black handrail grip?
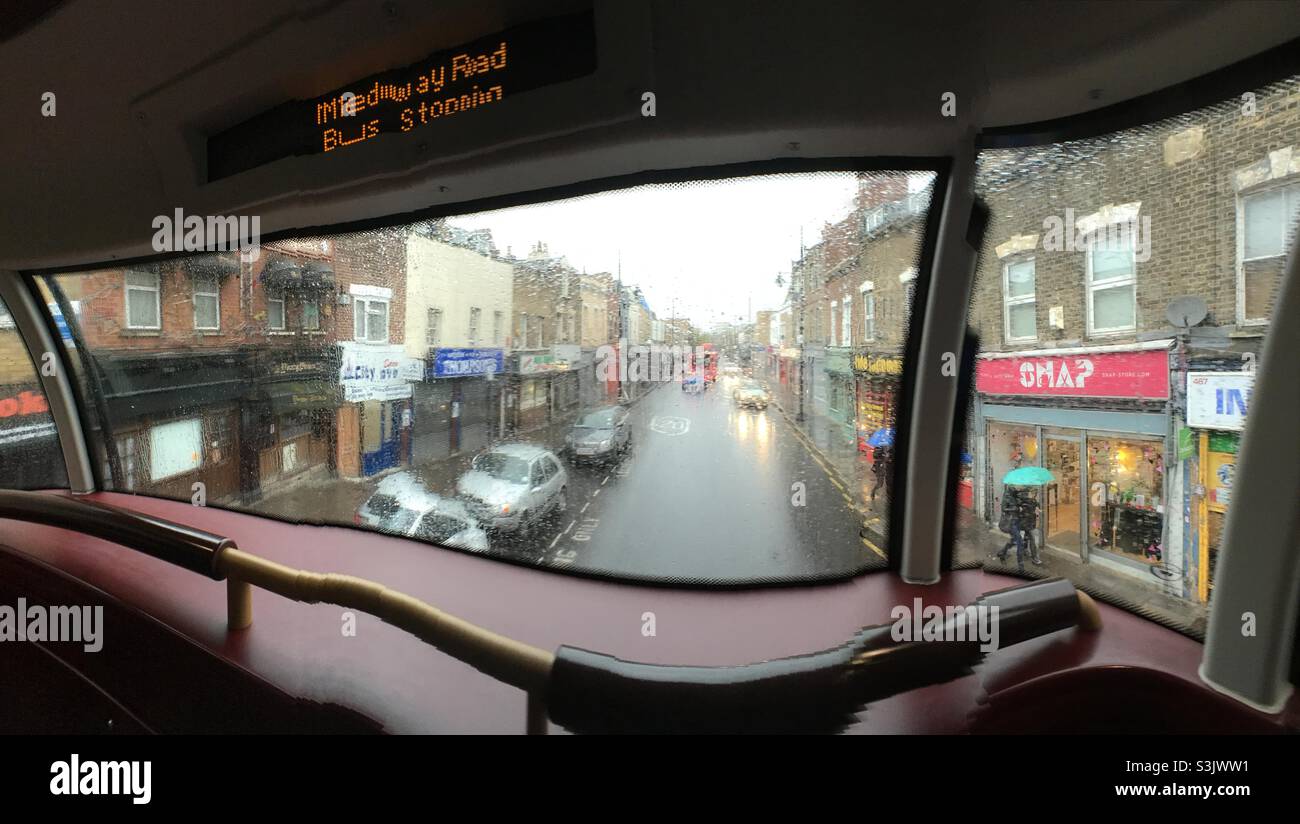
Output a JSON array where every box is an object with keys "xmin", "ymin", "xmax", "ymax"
[
  {"xmin": 0, "ymin": 491, "xmax": 231, "ymax": 580},
  {"xmin": 547, "ymin": 578, "xmax": 1085, "ymax": 733}
]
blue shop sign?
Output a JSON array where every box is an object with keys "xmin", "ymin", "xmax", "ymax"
[{"xmin": 430, "ymin": 348, "xmax": 504, "ymax": 379}]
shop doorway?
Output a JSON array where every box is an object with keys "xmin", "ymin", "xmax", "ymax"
[{"xmin": 1043, "ymin": 434, "xmax": 1082, "ymax": 558}]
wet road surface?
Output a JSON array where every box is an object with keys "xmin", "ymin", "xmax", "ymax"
[{"xmin": 507, "ymin": 379, "xmax": 880, "ymax": 581}]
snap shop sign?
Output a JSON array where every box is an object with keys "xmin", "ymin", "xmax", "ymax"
[
  {"xmin": 1187, "ymin": 372, "xmax": 1253, "ymax": 431},
  {"xmin": 976, "ymin": 350, "xmax": 1168, "ymax": 399}
]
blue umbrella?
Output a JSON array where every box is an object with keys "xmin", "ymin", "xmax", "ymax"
[
  {"xmin": 960, "ymin": 450, "xmax": 973, "ymax": 464},
  {"xmin": 1002, "ymin": 466, "xmax": 1055, "ymax": 486},
  {"xmin": 867, "ymin": 428, "xmax": 894, "ymax": 448}
]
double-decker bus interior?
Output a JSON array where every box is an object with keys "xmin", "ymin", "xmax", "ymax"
[{"xmin": 0, "ymin": 0, "xmax": 1298, "ymax": 747}]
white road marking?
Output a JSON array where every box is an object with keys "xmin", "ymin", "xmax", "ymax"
[
  {"xmin": 602, "ymin": 476, "xmax": 609, "ymax": 485},
  {"xmin": 564, "ymin": 520, "xmax": 575, "ymax": 535},
  {"xmin": 549, "ymin": 534, "xmax": 561, "ymax": 549},
  {"xmin": 581, "ymin": 502, "xmax": 590, "ymax": 513},
  {"xmin": 650, "ymin": 415, "xmax": 691, "ymax": 436},
  {"xmin": 593, "ymin": 488, "xmax": 601, "ymax": 497}
]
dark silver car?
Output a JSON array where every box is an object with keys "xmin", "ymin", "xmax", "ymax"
[{"xmin": 564, "ymin": 406, "xmax": 631, "ymax": 463}]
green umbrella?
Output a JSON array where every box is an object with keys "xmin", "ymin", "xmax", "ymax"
[{"xmin": 1002, "ymin": 466, "xmax": 1055, "ymax": 486}]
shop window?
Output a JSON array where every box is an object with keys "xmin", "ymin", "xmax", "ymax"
[
  {"xmin": 1086, "ymin": 235, "xmax": 1137, "ymax": 335},
  {"xmin": 1238, "ymin": 181, "xmax": 1300, "ymax": 324},
  {"xmin": 1086, "ymin": 436, "xmax": 1165, "ymax": 564},
  {"xmin": 125, "ymin": 270, "xmax": 161, "ymax": 329},
  {"xmin": 150, "ymin": 418, "xmax": 202, "ymax": 481},
  {"xmin": 192, "ymin": 273, "xmax": 220, "ymax": 330},
  {"xmin": 987, "ymin": 422, "xmax": 1040, "ymax": 519},
  {"xmin": 1002, "ymin": 257, "xmax": 1036, "ymax": 342},
  {"xmin": 279, "ymin": 411, "xmax": 312, "ymax": 442}
]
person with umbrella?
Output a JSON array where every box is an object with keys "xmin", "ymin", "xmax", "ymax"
[
  {"xmin": 996, "ymin": 466, "xmax": 1053, "ymax": 571},
  {"xmin": 868, "ymin": 428, "xmax": 894, "ymax": 502}
]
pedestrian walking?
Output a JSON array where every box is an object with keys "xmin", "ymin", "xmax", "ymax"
[
  {"xmin": 1018, "ymin": 490, "xmax": 1043, "ymax": 566},
  {"xmin": 996, "ymin": 487, "xmax": 1027, "ymax": 572},
  {"xmin": 870, "ymin": 446, "xmax": 891, "ymax": 502}
]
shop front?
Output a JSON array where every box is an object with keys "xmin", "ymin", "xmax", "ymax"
[
  {"xmin": 338, "ymin": 342, "xmax": 420, "ymax": 477},
  {"xmin": 852, "ymin": 352, "xmax": 901, "ymax": 464},
  {"xmin": 250, "ymin": 350, "xmax": 338, "ymax": 494},
  {"xmin": 975, "ymin": 344, "xmax": 1173, "ymax": 581},
  {"xmin": 416, "ymin": 347, "xmax": 504, "ymax": 463},
  {"xmin": 823, "ymin": 348, "xmax": 855, "ymax": 439},
  {"xmin": 1185, "ymin": 369, "xmax": 1253, "ymax": 602},
  {"xmin": 508, "ymin": 351, "xmax": 573, "ymax": 432}
]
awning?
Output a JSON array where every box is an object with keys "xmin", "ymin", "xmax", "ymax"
[
  {"xmin": 264, "ymin": 380, "xmax": 337, "ymax": 414},
  {"xmin": 260, "ymin": 255, "xmax": 335, "ymax": 290}
]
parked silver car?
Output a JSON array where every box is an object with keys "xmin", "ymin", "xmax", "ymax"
[
  {"xmin": 356, "ymin": 471, "xmax": 490, "ymax": 552},
  {"xmin": 565, "ymin": 406, "xmax": 631, "ymax": 463},
  {"xmin": 456, "ymin": 443, "xmax": 569, "ymax": 537}
]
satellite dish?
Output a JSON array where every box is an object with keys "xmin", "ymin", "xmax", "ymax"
[{"xmin": 1165, "ymin": 296, "xmax": 1208, "ymax": 329}]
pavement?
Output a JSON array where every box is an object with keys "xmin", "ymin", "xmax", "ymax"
[{"xmin": 772, "ymin": 394, "xmax": 1207, "ymax": 634}]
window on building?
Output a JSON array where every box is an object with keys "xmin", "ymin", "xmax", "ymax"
[
  {"xmin": 861, "ymin": 284, "xmax": 875, "ymax": 340},
  {"xmin": 426, "ymin": 308, "xmax": 442, "ymax": 346},
  {"xmin": 125, "ymin": 270, "xmax": 161, "ymax": 329},
  {"xmin": 494, "ymin": 310, "xmax": 503, "ymax": 345},
  {"xmin": 518, "ymin": 313, "xmax": 528, "ymax": 348},
  {"xmin": 1086, "ymin": 233, "xmax": 1137, "ymax": 334},
  {"xmin": 1239, "ymin": 181, "xmax": 1300, "ymax": 324},
  {"xmin": 267, "ymin": 292, "xmax": 286, "ymax": 330},
  {"xmin": 193, "ymin": 274, "xmax": 220, "ymax": 330},
  {"xmin": 302, "ymin": 300, "xmax": 320, "ymax": 330},
  {"xmin": 1003, "ymin": 257, "xmax": 1037, "ymax": 341},
  {"xmin": 842, "ymin": 294, "xmax": 853, "ymax": 345},
  {"xmin": 468, "ymin": 307, "xmax": 481, "ymax": 345},
  {"xmin": 354, "ymin": 297, "xmax": 389, "ymax": 343}
]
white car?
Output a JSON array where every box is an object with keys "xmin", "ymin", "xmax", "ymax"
[
  {"xmin": 356, "ymin": 472, "xmax": 490, "ymax": 552},
  {"xmin": 456, "ymin": 443, "xmax": 569, "ymax": 538}
]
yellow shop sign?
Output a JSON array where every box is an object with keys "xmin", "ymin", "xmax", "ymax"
[{"xmin": 853, "ymin": 354, "xmax": 903, "ymax": 375}]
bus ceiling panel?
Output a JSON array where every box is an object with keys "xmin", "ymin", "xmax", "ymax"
[{"xmin": 4, "ymin": 1, "xmax": 1300, "ymax": 268}]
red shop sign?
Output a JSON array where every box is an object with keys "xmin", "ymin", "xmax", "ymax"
[
  {"xmin": 0, "ymin": 389, "xmax": 50, "ymax": 418},
  {"xmin": 976, "ymin": 350, "xmax": 1168, "ymax": 399}
]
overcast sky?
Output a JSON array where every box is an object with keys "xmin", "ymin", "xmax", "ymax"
[{"xmin": 449, "ymin": 172, "xmax": 932, "ymax": 328}]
